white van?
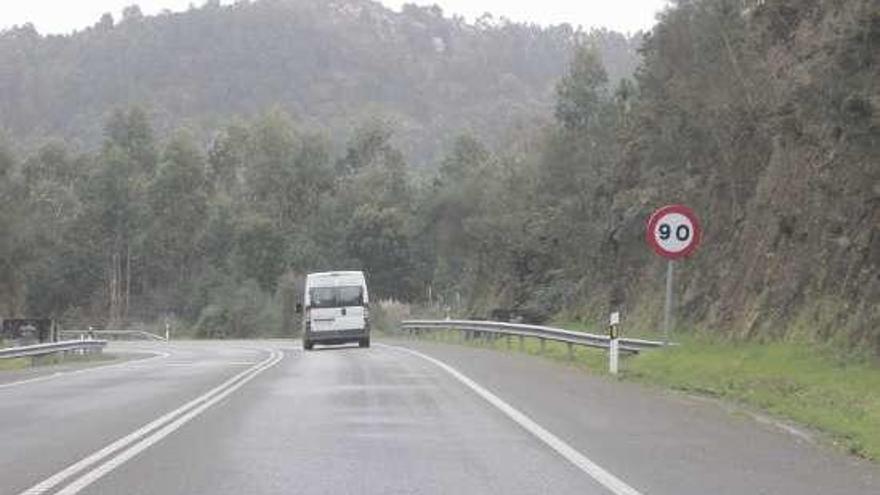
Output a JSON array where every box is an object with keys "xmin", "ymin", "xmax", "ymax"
[{"xmin": 300, "ymin": 271, "xmax": 370, "ymax": 350}]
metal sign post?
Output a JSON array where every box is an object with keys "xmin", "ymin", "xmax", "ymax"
[
  {"xmin": 664, "ymin": 260, "xmax": 674, "ymax": 345},
  {"xmin": 647, "ymin": 205, "xmax": 701, "ymax": 345}
]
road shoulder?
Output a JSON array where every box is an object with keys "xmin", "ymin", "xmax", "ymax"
[{"xmin": 385, "ymin": 338, "xmax": 880, "ymax": 495}]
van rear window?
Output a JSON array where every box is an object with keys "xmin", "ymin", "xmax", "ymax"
[{"xmin": 309, "ymin": 286, "xmax": 363, "ymax": 308}]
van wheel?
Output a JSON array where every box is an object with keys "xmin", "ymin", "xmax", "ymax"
[
  {"xmin": 303, "ymin": 340, "xmax": 314, "ymax": 351},
  {"xmin": 359, "ymin": 338, "xmax": 370, "ymax": 348}
]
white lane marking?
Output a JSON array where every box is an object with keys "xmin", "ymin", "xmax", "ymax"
[
  {"xmin": 382, "ymin": 344, "xmax": 644, "ymax": 495},
  {"xmin": 0, "ymin": 351, "xmax": 171, "ymax": 391},
  {"xmin": 18, "ymin": 348, "xmax": 284, "ymax": 495},
  {"xmin": 161, "ymin": 361, "xmax": 258, "ymax": 367},
  {"xmin": 53, "ymin": 349, "xmax": 284, "ymax": 495}
]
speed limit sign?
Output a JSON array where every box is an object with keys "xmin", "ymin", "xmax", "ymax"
[{"xmin": 646, "ymin": 204, "xmax": 702, "ymax": 259}]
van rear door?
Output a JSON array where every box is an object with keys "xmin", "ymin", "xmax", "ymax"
[{"xmin": 308, "ymin": 285, "xmax": 365, "ymax": 331}]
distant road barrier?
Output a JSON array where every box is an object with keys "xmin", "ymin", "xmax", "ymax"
[
  {"xmin": 59, "ymin": 330, "xmax": 167, "ymax": 341},
  {"xmin": 0, "ymin": 339, "xmax": 107, "ymax": 360},
  {"xmin": 399, "ymin": 320, "xmax": 668, "ymax": 357}
]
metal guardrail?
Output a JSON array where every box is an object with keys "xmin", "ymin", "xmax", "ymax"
[
  {"xmin": 59, "ymin": 330, "xmax": 167, "ymax": 341},
  {"xmin": 400, "ymin": 320, "xmax": 668, "ymax": 354},
  {"xmin": 0, "ymin": 339, "xmax": 108, "ymax": 359}
]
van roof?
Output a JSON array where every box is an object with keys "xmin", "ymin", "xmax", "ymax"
[
  {"xmin": 305, "ymin": 271, "xmax": 366, "ymax": 288},
  {"xmin": 306, "ymin": 271, "xmax": 365, "ymax": 279}
]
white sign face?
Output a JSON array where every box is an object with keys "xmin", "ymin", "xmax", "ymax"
[
  {"xmin": 646, "ymin": 204, "xmax": 702, "ymax": 260},
  {"xmin": 609, "ymin": 312, "xmax": 620, "ymax": 326},
  {"xmin": 652, "ymin": 212, "xmax": 695, "ymax": 254}
]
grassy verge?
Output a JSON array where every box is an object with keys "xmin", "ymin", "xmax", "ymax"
[
  {"xmin": 0, "ymin": 357, "xmax": 31, "ymax": 371},
  {"xmin": 625, "ymin": 335, "xmax": 880, "ymax": 460},
  {"xmin": 399, "ymin": 326, "xmax": 880, "ymax": 461},
  {"xmin": 0, "ymin": 351, "xmax": 117, "ymax": 372}
]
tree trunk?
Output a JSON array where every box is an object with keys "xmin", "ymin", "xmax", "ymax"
[
  {"xmin": 108, "ymin": 250, "xmax": 118, "ymax": 326},
  {"xmin": 123, "ymin": 242, "xmax": 131, "ymax": 322}
]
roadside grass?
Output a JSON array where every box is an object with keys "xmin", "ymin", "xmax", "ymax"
[
  {"xmin": 0, "ymin": 352, "xmax": 117, "ymax": 372},
  {"xmin": 0, "ymin": 357, "xmax": 30, "ymax": 371},
  {"xmin": 399, "ymin": 325, "xmax": 880, "ymax": 461},
  {"xmin": 625, "ymin": 335, "xmax": 880, "ymax": 460}
]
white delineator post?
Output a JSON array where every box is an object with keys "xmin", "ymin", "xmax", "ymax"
[{"xmin": 609, "ymin": 312, "xmax": 620, "ymax": 375}]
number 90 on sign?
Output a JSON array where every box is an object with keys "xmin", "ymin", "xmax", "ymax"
[{"xmin": 646, "ymin": 204, "xmax": 701, "ymax": 260}]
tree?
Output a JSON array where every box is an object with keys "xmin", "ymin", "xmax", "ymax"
[
  {"xmin": 122, "ymin": 5, "xmax": 144, "ymax": 23},
  {"xmin": 555, "ymin": 45, "xmax": 609, "ymax": 130},
  {"xmin": 143, "ymin": 132, "xmax": 209, "ymax": 313},
  {"xmin": 208, "ymin": 124, "xmax": 249, "ymax": 194},
  {"xmin": 234, "ymin": 218, "xmax": 286, "ymax": 293},
  {"xmin": 19, "ymin": 144, "xmax": 95, "ymax": 317},
  {"xmin": 81, "ymin": 108, "xmax": 158, "ymax": 325},
  {"xmin": 437, "ymin": 135, "xmax": 489, "ymax": 183},
  {"xmin": 345, "ymin": 204, "xmax": 418, "ymax": 300},
  {"xmin": 95, "ymin": 13, "xmax": 114, "ymax": 31},
  {"xmin": 0, "ymin": 142, "xmax": 23, "ymax": 315}
]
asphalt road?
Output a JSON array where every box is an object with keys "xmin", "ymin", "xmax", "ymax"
[{"xmin": 1, "ymin": 339, "xmax": 878, "ymax": 494}]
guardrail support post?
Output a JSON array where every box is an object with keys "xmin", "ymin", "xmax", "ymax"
[
  {"xmin": 567, "ymin": 342, "xmax": 574, "ymax": 361},
  {"xmin": 506, "ymin": 335, "xmax": 511, "ymax": 349},
  {"xmin": 518, "ymin": 335, "xmax": 525, "ymax": 352},
  {"xmin": 540, "ymin": 338, "xmax": 546, "ymax": 354}
]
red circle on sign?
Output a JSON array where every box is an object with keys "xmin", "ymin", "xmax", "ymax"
[{"xmin": 646, "ymin": 204, "xmax": 702, "ymax": 260}]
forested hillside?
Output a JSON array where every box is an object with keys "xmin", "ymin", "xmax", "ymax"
[
  {"xmin": 0, "ymin": 0, "xmax": 877, "ymax": 352},
  {"xmin": 441, "ymin": 0, "xmax": 879, "ymax": 348},
  {"xmin": 0, "ymin": 0, "xmax": 639, "ymax": 163}
]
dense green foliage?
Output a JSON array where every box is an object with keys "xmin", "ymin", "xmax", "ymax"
[
  {"xmin": 0, "ymin": 0, "xmax": 877, "ymax": 348},
  {"xmin": 0, "ymin": 108, "xmax": 430, "ymax": 335},
  {"xmin": 0, "ymin": 0, "xmax": 639, "ymax": 164}
]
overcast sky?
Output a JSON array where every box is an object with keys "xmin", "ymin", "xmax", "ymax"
[{"xmin": 1, "ymin": 0, "xmax": 671, "ymax": 35}]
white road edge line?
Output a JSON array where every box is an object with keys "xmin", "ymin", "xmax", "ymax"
[
  {"xmin": 381, "ymin": 344, "xmax": 644, "ymax": 495},
  {"xmin": 18, "ymin": 348, "xmax": 284, "ymax": 495},
  {"xmin": 0, "ymin": 351, "xmax": 171, "ymax": 391}
]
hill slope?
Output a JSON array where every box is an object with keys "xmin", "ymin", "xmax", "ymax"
[{"xmin": 0, "ymin": 0, "xmax": 640, "ymax": 163}]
